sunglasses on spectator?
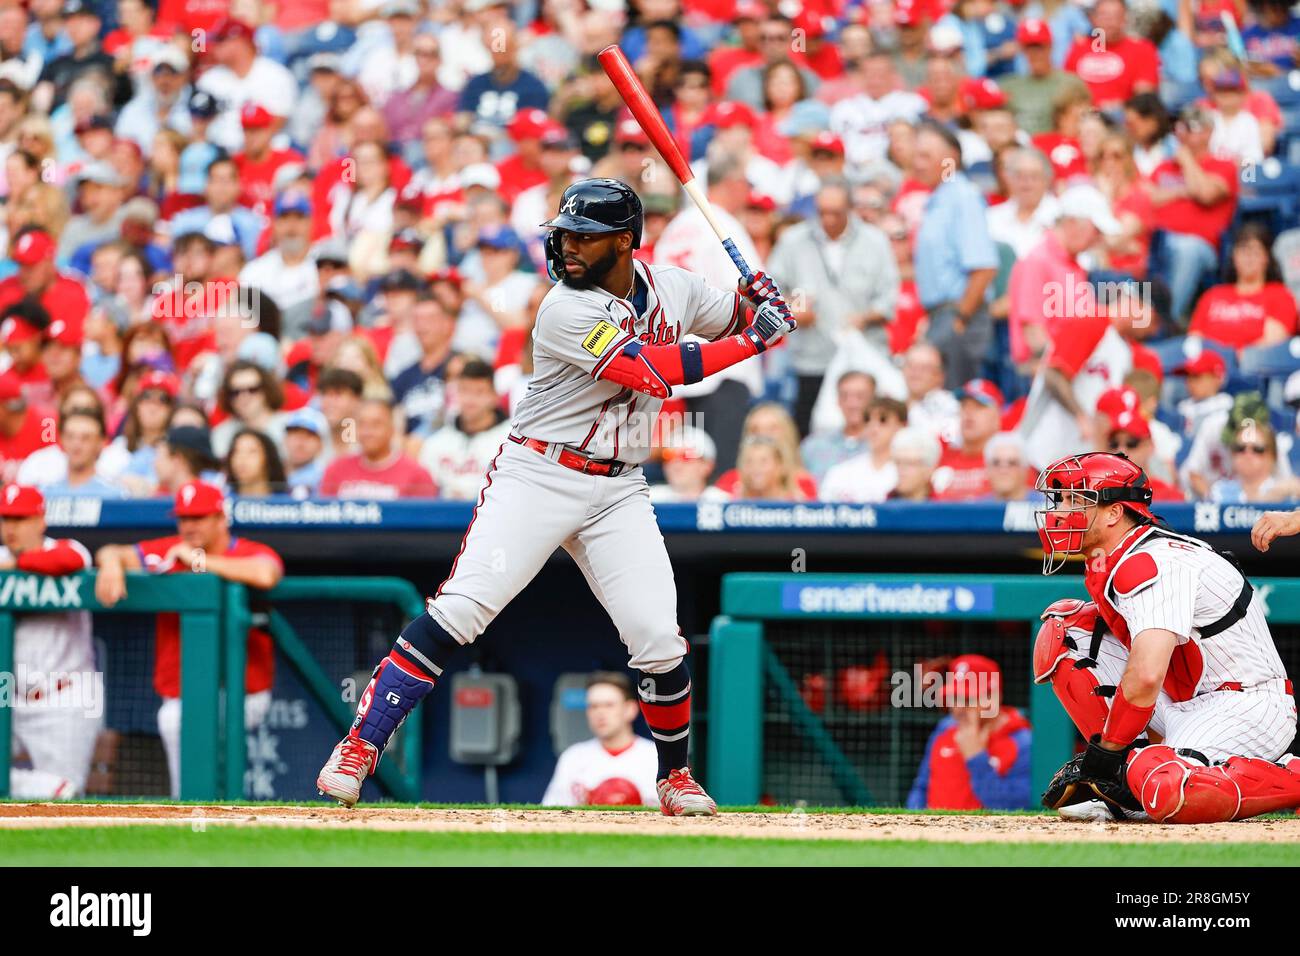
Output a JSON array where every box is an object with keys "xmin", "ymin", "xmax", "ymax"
[
  {"xmin": 989, "ymin": 458, "xmax": 1023, "ymax": 468},
  {"xmin": 1109, "ymin": 437, "xmax": 1142, "ymax": 451},
  {"xmin": 1233, "ymin": 443, "xmax": 1270, "ymax": 454},
  {"xmin": 229, "ymin": 384, "xmax": 263, "ymax": 397},
  {"xmin": 139, "ymin": 389, "xmax": 173, "ymax": 403}
]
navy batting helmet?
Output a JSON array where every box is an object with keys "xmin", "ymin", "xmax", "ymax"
[{"xmin": 540, "ymin": 178, "xmax": 643, "ymax": 280}]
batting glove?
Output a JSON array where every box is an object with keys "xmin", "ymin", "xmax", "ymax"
[
  {"xmin": 742, "ymin": 298, "xmax": 797, "ymax": 353},
  {"xmin": 738, "ymin": 271, "xmax": 784, "ymax": 307}
]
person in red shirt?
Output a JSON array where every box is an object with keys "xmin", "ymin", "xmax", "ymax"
[
  {"xmin": 495, "ymin": 108, "xmax": 552, "ymax": 208},
  {"xmin": 932, "ymin": 379, "xmax": 1003, "ymax": 500},
  {"xmin": 93, "ymin": 480, "xmax": 285, "ymax": 798},
  {"xmin": 0, "ymin": 228, "xmax": 91, "ymax": 332},
  {"xmin": 318, "ymin": 398, "xmax": 438, "ymax": 499},
  {"xmin": 907, "ymin": 655, "xmax": 1033, "ymax": 810},
  {"xmin": 1063, "ymin": 0, "xmax": 1160, "ymax": 109},
  {"xmin": 1189, "ymin": 222, "xmax": 1297, "ymax": 350},
  {"xmin": 40, "ymin": 317, "xmax": 86, "ymax": 409},
  {"xmin": 0, "ymin": 371, "xmax": 56, "ymax": 483},
  {"xmin": 1145, "ymin": 104, "xmax": 1239, "ymax": 322},
  {"xmin": 234, "ymin": 103, "xmax": 305, "ymax": 220},
  {"xmin": 0, "ymin": 299, "xmax": 51, "ymax": 400},
  {"xmin": 1031, "ymin": 85, "xmax": 1094, "ymax": 183},
  {"xmin": 707, "ymin": 0, "xmax": 766, "ymax": 97}
]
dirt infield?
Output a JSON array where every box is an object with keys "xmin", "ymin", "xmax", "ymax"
[{"xmin": 2, "ymin": 802, "xmax": 1299, "ymax": 843}]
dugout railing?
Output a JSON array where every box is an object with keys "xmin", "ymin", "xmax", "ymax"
[
  {"xmin": 0, "ymin": 571, "xmax": 425, "ymax": 802},
  {"xmin": 705, "ymin": 573, "xmax": 1300, "ymax": 807}
]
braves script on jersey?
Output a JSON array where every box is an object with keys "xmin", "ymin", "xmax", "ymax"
[{"xmin": 512, "ymin": 259, "xmax": 743, "ymax": 463}]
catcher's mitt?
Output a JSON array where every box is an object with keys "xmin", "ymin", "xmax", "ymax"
[{"xmin": 1042, "ymin": 738, "xmax": 1144, "ymax": 820}]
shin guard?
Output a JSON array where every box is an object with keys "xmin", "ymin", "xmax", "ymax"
[{"xmin": 1127, "ymin": 745, "xmax": 1300, "ymax": 823}]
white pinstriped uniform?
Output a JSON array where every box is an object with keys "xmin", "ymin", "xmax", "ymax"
[{"xmin": 1091, "ymin": 531, "xmax": 1298, "ymax": 762}]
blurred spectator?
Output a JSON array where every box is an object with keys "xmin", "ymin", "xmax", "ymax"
[
  {"xmin": 1242, "ymin": 0, "xmax": 1300, "ymax": 70},
  {"xmin": 18, "ymin": 383, "xmax": 127, "ymax": 486},
  {"xmin": 1007, "ymin": 183, "xmax": 1120, "ymax": 370},
  {"xmin": 39, "ymin": 407, "xmax": 124, "ymax": 498},
  {"xmin": 0, "ymin": 371, "xmax": 55, "ymax": 482},
  {"xmin": 1146, "ymin": 104, "xmax": 1240, "ymax": 324},
  {"xmin": 1123, "ymin": 92, "xmax": 1174, "ymax": 176},
  {"xmin": 1182, "ymin": 391, "xmax": 1293, "ymax": 498},
  {"xmin": 418, "ymin": 358, "xmax": 509, "ymax": 499},
  {"xmin": 211, "ymin": 361, "xmax": 288, "ymax": 459},
  {"xmin": 196, "ymin": 18, "xmax": 297, "ymax": 152},
  {"xmin": 889, "ymin": 426, "xmax": 942, "ymax": 502},
  {"xmin": 282, "ymin": 407, "xmax": 330, "ymax": 498},
  {"xmin": 767, "ymin": 178, "xmax": 898, "ymax": 433},
  {"xmin": 335, "ymin": 335, "xmax": 395, "ymax": 402},
  {"xmin": 713, "ymin": 402, "xmax": 818, "ymax": 499},
  {"xmin": 232, "ymin": 103, "xmax": 303, "ymax": 220},
  {"xmin": 154, "ymin": 423, "xmax": 221, "ymax": 494},
  {"xmin": 729, "ymin": 434, "xmax": 807, "ymax": 501},
  {"xmin": 317, "ymin": 366, "xmax": 365, "ymax": 459},
  {"xmin": 800, "ymin": 370, "xmax": 877, "ymax": 482},
  {"xmin": 0, "ymin": 227, "xmax": 89, "ymax": 338},
  {"xmin": 33, "ymin": 0, "xmax": 123, "ymax": 114},
  {"xmin": 725, "ymin": 13, "xmax": 822, "ymax": 110},
  {"xmin": 319, "ymin": 398, "xmax": 437, "ymax": 499},
  {"xmin": 1, "ymin": 298, "xmax": 51, "ymax": 397},
  {"xmin": 1106, "ymin": 406, "xmax": 1184, "ymax": 501},
  {"xmin": 115, "ymin": 46, "xmax": 191, "ymax": 151},
  {"xmin": 41, "ymin": 314, "xmax": 84, "ymax": 407},
  {"xmin": 985, "ymin": 147, "xmax": 1058, "ymax": 259},
  {"xmin": 1175, "ymin": 350, "xmax": 1232, "ymax": 442},
  {"xmin": 109, "ymin": 369, "xmax": 177, "ymax": 497},
  {"xmin": 225, "ymin": 428, "xmax": 288, "ymax": 497},
  {"xmin": 1091, "ymin": 131, "xmax": 1153, "ymax": 278},
  {"xmin": 457, "ymin": 18, "xmax": 548, "ymax": 130},
  {"xmin": 1207, "ymin": 68, "xmax": 1263, "ymax": 164},
  {"xmin": 983, "ymin": 431, "xmax": 1034, "ymax": 501},
  {"xmin": 1063, "ymin": 0, "xmax": 1159, "ymax": 110},
  {"xmin": 828, "ymin": 52, "xmax": 927, "ymax": 170},
  {"xmin": 95, "ymin": 480, "xmax": 283, "ymax": 798},
  {"xmin": 907, "ymin": 654, "xmax": 1033, "ymax": 810},
  {"xmin": 541, "ymin": 671, "xmax": 658, "ymax": 807},
  {"xmin": 1189, "ymin": 222, "xmax": 1297, "ymax": 351},
  {"xmin": 240, "ymin": 190, "xmax": 319, "ymax": 339},
  {"xmin": 933, "ymin": 379, "xmax": 1003, "ymax": 501},
  {"xmin": 890, "ymin": 6, "xmax": 931, "ymax": 89},
  {"xmin": 457, "ymin": 226, "xmax": 535, "ymax": 362},
  {"xmin": 1002, "ymin": 19, "xmax": 1089, "ymax": 135},
  {"xmin": 381, "ymin": 32, "xmax": 455, "ymax": 156},
  {"xmin": 901, "ymin": 342, "xmax": 959, "ymax": 444},
  {"xmin": 1211, "ymin": 420, "xmax": 1300, "ymax": 503},
  {"xmin": 0, "ymin": 483, "xmax": 98, "ymax": 799},
  {"xmin": 911, "ymin": 121, "xmax": 998, "ymax": 388},
  {"xmin": 649, "ymin": 426, "xmax": 724, "ymax": 504},
  {"xmin": 171, "ymin": 158, "xmax": 262, "ymax": 261},
  {"xmin": 1121, "ymin": 368, "xmax": 1181, "ymax": 483},
  {"xmin": 819, "ymin": 396, "xmax": 908, "ymax": 503},
  {"xmin": 358, "ymin": 0, "xmax": 421, "ymax": 106},
  {"xmin": 391, "ymin": 294, "xmax": 458, "ymax": 437}
]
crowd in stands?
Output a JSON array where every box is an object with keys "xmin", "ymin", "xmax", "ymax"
[{"xmin": 2, "ymin": 0, "xmax": 1300, "ymax": 507}]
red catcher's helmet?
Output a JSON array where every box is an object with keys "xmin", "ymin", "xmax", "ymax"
[
  {"xmin": 1035, "ymin": 452, "xmax": 1155, "ymax": 574},
  {"xmin": 586, "ymin": 777, "xmax": 644, "ymax": 806}
]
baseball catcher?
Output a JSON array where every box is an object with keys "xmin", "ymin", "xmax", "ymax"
[{"xmin": 1034, "ymin": 451, "xmax": 1300, "ymax": 823}]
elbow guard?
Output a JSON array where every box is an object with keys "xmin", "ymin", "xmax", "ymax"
[{"xmin": 600, "ymin": 342, "xmax": 674, "ymax": 398}]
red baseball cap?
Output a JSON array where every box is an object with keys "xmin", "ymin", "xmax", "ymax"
[
  {"xmin": 506, "ymin": 107, "xmax": 551, "ymax": 141},
  {"xmin": 1176, "ymin": 351, "xmax": 1227, "ymax": 377},
  {"xmin": 212, "ymin": 17, "xmax": 257, "ymax": 44},
  {"xmin": 613, "ymin": 116, "xmax": 649, "ymax": 145},
  {"xmin": 1016, "ymin": 17, "xmax": 1052, "ymax": 45},
  {"xmin": 893, "ymin": 3, "xmax": 922, "ymax": 26},
  {"xmin": 963, "ymin": 78, "xmax": 1007, "ymax": 112},
  {"xmin": 701, "ymin": 101, "xmax": 757, "ymax": 130},
  {"xmin": 1094, "ymin": 385, "xmax": 1140, "ymax": 419},
  {"xmin": 12, "ymin": 229, "xmax": 55, "ymax": 266},
  {"xmin": 0, "ymin": 484, "xmax": 44, "ymax": 518},
  {"xmin": 240, "ymin": 102, "xmax": 275, "ymax": 129},
  {"xmin": 809, "ymin": 131, "xmax": 845, "ymax": 156},
  {"xmin": 736, "ymin": 0, "xmax": 766, "ymax": 19},
  {"xmin": 427, "ymin": 266, "xmax": 463, "ymax": 288},
  {"xmin": 44, "ymin": 317, "xmax": 83, "ymax": 349},
  {"xmin": 745, "ymin": 190, "xmax": 776, "ymax": 211},
  {"xmin": 794, "ymin": 9, "xmax": 829, "ymax": 39},
  {"xmin": 0, "ymin": 315, "xmax": 41, "ymax": 346},
  {"xmin": 1108, "ymin": 408, "xmax": 1151, "ymax": 441},
  {"xmin": 138, "ymin": 369, "xmax": 181, "ymax": 398},
  {"xmin": 173, "ymin": 480, "xmax": 225, "ymax": 518},
  {"xmin": 943, "ymin": 654, "xmax": 1002, "ymax": 707},
  {"xmin": 958, "ymin": 377, "xmax": 1005, "ymax": 409}
]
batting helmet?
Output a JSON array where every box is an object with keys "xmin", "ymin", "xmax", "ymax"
[
  {"xmin": 540, "ymin": 178, "xmax": 644, "ymax": 280},
  {"xmin": 586, "ymin": 777, "xmax": 644, "ymax": 806},
  {"xmin": 1035, "ymin": 452, "xmax": 1155, "ymax": 574}
]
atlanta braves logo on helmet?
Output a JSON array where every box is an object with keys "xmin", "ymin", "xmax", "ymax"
[{"xmin": 561, "ymin": 195, "xmax": 580, "ymax": 215}]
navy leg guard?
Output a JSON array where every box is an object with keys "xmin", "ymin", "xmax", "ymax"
[{"xmin": 350, "ymin": 613, "xmax": 460, "ymax": 755}]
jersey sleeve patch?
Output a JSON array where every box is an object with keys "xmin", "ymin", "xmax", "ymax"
[
  {"xmin": 1112, "ymin": 551, "xmax": 1159, "ymax": 598},
  {"xmin": 581, "ymin": 320, "xmax": 622, "ymax": 358}
]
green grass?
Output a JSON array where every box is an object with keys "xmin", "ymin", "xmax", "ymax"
[{"xmin": 0, "ymin": 825, "xmax": 1291, "ymax": 866}]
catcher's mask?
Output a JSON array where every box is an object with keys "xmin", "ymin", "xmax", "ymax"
[{"xmin": 1034, "ymin": 452, "xmax": 1155, "ymax": 574}]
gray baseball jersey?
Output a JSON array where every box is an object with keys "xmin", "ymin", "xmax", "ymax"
[{"xmin": 511, "ymin": 259, "xmax": 745, "ymax": 463}]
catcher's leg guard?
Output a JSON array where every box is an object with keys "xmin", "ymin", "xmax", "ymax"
[
  {"xmin": 1127, "ymin": 746, "xmax": 1300, "ymax": 823},
  {"xmin": 1034, "ymin": 610, "xmax": 1112, "ymax": 738}
]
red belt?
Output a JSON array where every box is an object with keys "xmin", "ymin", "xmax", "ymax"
[
  {"xmin": 1215, "ymin": 680, "xmax": 1293, "ymax": 694},
  {"xmin": 510, "ymin": 434, "xmax": 629, "ymax": 477}
]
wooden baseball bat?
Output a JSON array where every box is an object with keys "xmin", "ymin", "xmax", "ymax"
[{"xmin": 597, "ymin": 44, "xmax": 754, "ymax": 281}]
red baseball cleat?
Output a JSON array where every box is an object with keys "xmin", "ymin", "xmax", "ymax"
[
  {"xmin": 657, "ymin": 767, "xmax": 718, "ymax": 816},
  {"xmin": 316, "ymin": 736, "xmax": 378, "ymax": 808}
]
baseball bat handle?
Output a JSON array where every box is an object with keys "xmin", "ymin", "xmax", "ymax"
[
  {"xmin": 681, "ymin": 179, "xmax": 754, "ymax": 281},
  {"xmin": 721, "ymin": 239, "xmax": 753, "ymax": 281}
]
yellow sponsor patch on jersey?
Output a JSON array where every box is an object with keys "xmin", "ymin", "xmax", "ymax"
[{"xmin": 582, "ymin": 320, "xmax": 621, "ymax": 358}]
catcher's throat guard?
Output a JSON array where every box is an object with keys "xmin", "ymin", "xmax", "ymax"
[{"xmin": 1035, "ymin": 452, "xmax": 1156, "ymax": 574}]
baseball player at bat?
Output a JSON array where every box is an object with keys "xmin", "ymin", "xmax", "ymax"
[
  {"xmin": 1032, "ymin": 452, "xmax": 1300, "ymax": 823},
  {"xmin": 318, "ymin": 178, "xmax": 794, "ymax": 814}
]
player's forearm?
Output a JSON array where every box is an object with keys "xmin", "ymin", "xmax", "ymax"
[
  {"xmin": 95, "ymin": 544, "xmax": 141, "ymax": 572},
  {"xmin": 1042, "ymin": 367, "xmax": 1082, "ymax": 417},
  {"xmin": 200, "ymin": 555, "xmax": 284, "ymax": 591},
  {"xmin": 16, "ymin": 543, "xmax": 88, "ymax": 576},
  {"xmin": 1121, "ymin": 628, "xmax": 1177, "ymax": 703},
  {"xmin": 599, "ymin": 336, "xmax": 759, "ymax": 398}
]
